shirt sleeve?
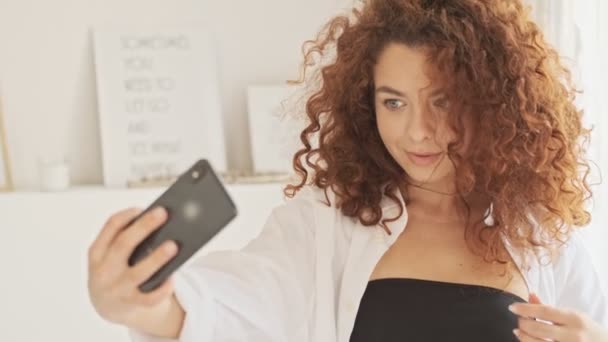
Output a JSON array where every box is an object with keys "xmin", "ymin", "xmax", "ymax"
[
  {"xmin": 128, "ymin": 194, "xmax": 317, "ymax": 341},
  {"xmin": 553, "ymin": 231, "xmax": 608, "ymax": 327}
]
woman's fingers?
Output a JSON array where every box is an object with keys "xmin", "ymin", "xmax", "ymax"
[
  {"xmin": 89, "ymin": 207, "xmax": 143, "ymax": 267},
  {"xmin": 511, "ymin": 298, "xmax": 597, "ymax": 342},
  {"xmin": 510, "ymin": 303, "xmax": 570, "ymax": 325},
  {"xmin": 105, "ymin": 207, "xmax": 168, "ymax": 267},
  {"xmin": 517, "ymin": 317, "xmax": 565, "ymax": 341},
  {"xmin": 125, "ymin": 240, "xmax": 179, "ymax": 290},
  {"xmin": 87, "ymin": 206, "xmax": 181, "ymax": 327},
  {"xmin": 513, "ymin": 327, "xmax": 546, "ymax": 341},
  {"xmin": 528, "ymin": 293, "xmax": 542, "ymax": 304},
  {"xmin": 132, "ymin": 277, "xmax": 176, "ymax": 307}
]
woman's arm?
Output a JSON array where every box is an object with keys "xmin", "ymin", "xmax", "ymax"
[{"xmin": 129, "ymin": 193, "xmax": 317, "ymax": 342}]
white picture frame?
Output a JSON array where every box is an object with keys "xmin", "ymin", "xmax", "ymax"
[
  {"xmin": 0, "ymin": 96, "xmax": 13, "ymax": 192},
  {"xmin": 246, "ymin": 85, "xmax": 304, "ymax": 175},
  {"xmin": 93, "ymin": 27, "xmax": 227, "ymax": 187}
]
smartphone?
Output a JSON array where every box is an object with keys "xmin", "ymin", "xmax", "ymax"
[{"xmin": 127, "ymin": 159, "xmax": 238, "ymax": 293}]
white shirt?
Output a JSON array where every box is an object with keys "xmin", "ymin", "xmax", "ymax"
[{"xmin": 130, "ymin": 185, "xmax": 608, "ymax": 342}]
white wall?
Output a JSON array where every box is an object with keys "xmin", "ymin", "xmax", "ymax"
[{"xmin": 0, "ymin": 0, "xmax": 352, "ymax": 190}]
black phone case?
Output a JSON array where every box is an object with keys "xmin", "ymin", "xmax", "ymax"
[{"xmin": 127, "ymin": 159, "xmax": 238, "ymax": 293}]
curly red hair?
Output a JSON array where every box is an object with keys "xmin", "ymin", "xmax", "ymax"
[{"xmin": 284, "ymin": 0, "xmax": 592, "ymax": 265}]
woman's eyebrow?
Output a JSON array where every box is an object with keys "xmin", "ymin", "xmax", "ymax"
[{"xmin": 375, "ymin": 86, "xmax": 406, "ymax": 97}]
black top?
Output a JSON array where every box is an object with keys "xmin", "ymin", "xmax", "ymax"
[{"xmin": 350, "ymin": 278, "xmax": 526, "ymax": 342}]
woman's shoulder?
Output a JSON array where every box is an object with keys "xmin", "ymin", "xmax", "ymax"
[
  {"xmin": 530, "ymin": 230, "xmax": 603, "ymax": 299},
  {"xmin": 273, "ymin": 185, "xmax": 358, "ymax": 234},
  {"xmin": 550, "ymin": 231, "xmax": 597, "ymax": 276},
  {"xmin": 550, "ymin": 231, "xmax": 608, "ymax": 324},
  {"xmin": 270, "ymin": 185, "xmax": 332, "ymax": 220},
  {"xmin": 287, "ymin": 184, "xmax": 337, "ymax": 203},
  {"xmin": 280, "ymin": 184, "xmax": 342, "ymax": 214},
  {"xmin": 524, "ymin": 230, "xmax": 594, "ymax": 276}
]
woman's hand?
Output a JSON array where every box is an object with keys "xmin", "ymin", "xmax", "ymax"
[
  {"xmin": 510, "ymin": 293, "xmax": 608, "ymax": 342},
  {"xmin": 87, "ymin": 207, "xmax": 184, "ymax": 337}
]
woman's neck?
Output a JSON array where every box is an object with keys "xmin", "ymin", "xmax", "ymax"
[{"xmin": 401, "ymin": 180, "xmax": 488, "ymax": 224}]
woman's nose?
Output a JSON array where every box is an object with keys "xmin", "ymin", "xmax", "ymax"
[{"xmin": 406, "ymin": 105, "xmax": 435, "ymax": 142}]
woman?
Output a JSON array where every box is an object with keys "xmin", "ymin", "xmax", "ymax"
[{"xmin": 88, "ymin": 0, "xmax": 608, "ymax": 341}]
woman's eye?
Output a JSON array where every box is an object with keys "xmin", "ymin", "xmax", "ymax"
[
  {"xmin": 433, "ymin": 97, "xmax": 449, "ymax": 109},
  {"xmin": 383, "ymin": 99, "xmax": 405, "ymax": 110}
]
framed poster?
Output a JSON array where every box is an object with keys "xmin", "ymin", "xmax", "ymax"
[
  {"xmin": 246, "ymin": 85, "xmax": 304, "ymax": 175},
  {"xmin": 93, "ymin": 27, "xmax": 227, "ymax": 187},
  {"xmin": 0, "ymin": 96, "xmax": 13, "ymax": 192}
]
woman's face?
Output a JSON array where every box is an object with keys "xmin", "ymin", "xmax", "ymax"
[{"xmin": 373, "ymin": 43, "xmax": 471, "ymax": 186}]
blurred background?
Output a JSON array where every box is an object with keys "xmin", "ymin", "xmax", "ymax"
[{"xmin": 0, "ymin": 0, "xmax": 606, "ymax": 341}]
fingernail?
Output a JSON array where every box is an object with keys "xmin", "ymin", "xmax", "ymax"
[
  {"xmin": 513, "ymin": 329, "xmax": 520, "ymax": 337},
  {"xmin": 164, "ymin": 241, "xmax": 177, "ymax": 254},
  {"xmin": 509, "ymin": 304, "xmax": 520, "ymax": 314},
  {"xmin": 154, "ymin": 207, "xmax": 165, "ymax": 218}
]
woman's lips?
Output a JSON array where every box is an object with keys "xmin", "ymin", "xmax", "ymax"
[{"xmin": 406, "ymin": 152, "xmax": 442, "ymax": 166}]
